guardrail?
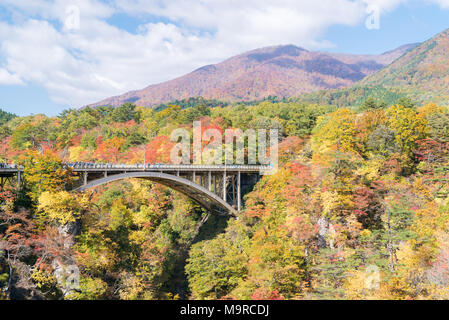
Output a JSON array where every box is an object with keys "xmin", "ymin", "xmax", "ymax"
[
  {"xmin": 0, "ymin": 162, "xmax": 272, "ymax": 171},
  {"xmin": 67, "ymin": 162, "xmax": 271, "ymax": 171}
]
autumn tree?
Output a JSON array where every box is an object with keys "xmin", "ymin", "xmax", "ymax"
[{"xmin": 19, "ymin": 150, "xmax": 74, "ymax": 204}]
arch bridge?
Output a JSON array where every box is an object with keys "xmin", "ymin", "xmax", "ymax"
[{"xmin": 0, "ymin": 163, "xmax": 270, "ymax": 215}]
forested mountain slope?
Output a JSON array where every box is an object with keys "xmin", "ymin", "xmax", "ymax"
[
  {"xmin": 359, "ymin": 28, "xmax": 449, "ymax": 105},
  {"xmin": 2, "ymin": 99, "xmax": 449, "ymax": 300},
  {"xmin": 91, "ymin": 44, "xmax": 416, "ymax": 108}
]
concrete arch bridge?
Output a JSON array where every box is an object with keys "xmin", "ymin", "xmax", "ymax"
[{"xmin": 0, "ymin": 163, "xmax": 270, "ymax": 215}]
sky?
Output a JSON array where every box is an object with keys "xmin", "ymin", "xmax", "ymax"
[{"xmin": 0, "ymin": 0, "xmax": 448, "ymax": 116}]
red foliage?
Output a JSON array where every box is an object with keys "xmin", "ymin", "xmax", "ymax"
[
  {"xmin": 278, "ymin": 137, "xmax": 304, "ymax": 163},
  {"xmin": 283, "ymin": 163, "xmax": 313, "ymax": 204},
  {"xmin": 94, "ymin": 136, "xmax": 126, "ymax": 162},
  {"xmin": 286, "ymin": 215, "xmax": 318, "ymax": 243},
  {"xmin": 145, "ymin": 135, "xmax": 175, "ymax": 164},
  {"xmin": 353, "ymin": 184, "xmax": 384, "ymax": 228},
  {"xmin": 414, "ymin": 139, "xmax": 449, "ymax": 163},
  {"xmin": 428, "ymin": 245, "xmax": 449, "ymax": 286},
  {"xmin": 69, "ymin": 134, "xmax": 82, "ymax": 147},
  {"xmin": 33, "ymin": 227, "xmax": 75, "ymax": 269},
  {"xmin": 0, "ymin": 199, "xmax": 38, "ymax": 265},
  {"xmin": 251, "ymin": 288, "xmax": 284, "ymax": 300}
]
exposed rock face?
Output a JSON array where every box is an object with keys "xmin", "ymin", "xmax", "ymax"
[
  {"xmin": 9, "ymin": 261, "xmax": 44, "ymax": 300},
  {"xmin": 54, "ymin": 221, "xmax": 81, "ymax": 297},
  {"xmin": 58, "ymin": 221, "xmax": 80, "ymax": 248},
  {"xmin": 317, "ymin": 217, "xmax": 338, "ymax": 250}
]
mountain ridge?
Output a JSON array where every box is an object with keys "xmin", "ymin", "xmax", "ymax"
[
  {"xmin": 359, "ymin": 28, "xmax": 449, "ymax": 105},
  {"xmin": 90, "ymin": 43, "xmax": 418, "ymax": 108}
]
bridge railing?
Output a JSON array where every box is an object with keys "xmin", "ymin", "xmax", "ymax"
[
  {"xmin": 0, "ymin": 162, "xmax": 272, "ymax": 172},
  {"xmin": 0, "ymin": 163, "xmax": 19, "ymax": 169},
  {"xmin": 66, "ymin": 162, "xmax": 271, "ymax": 171}
]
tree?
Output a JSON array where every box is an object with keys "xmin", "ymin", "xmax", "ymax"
[
  {"xmin": 367, "ymin": 125, "xmax": 399, "ymax": 158},
  {"xmin": 396, "ymin": 97, "xmax": 415, "ymax": 109},
  {"xmin": 11, "ymin": 115, "xmax": 53, "ymax": 150},
  {"xmin": 110, "ymin": 103, "xmax": 138, "ymax": 123},
  {"xmin": 0, "ymin": 109, "xmax": 16, "ymax": 126},
  {"xmin": 312, "ymin": 108, "xmax": 363, "ymax": 160},
  {"xmin": 424, "ymin": 106, "xmax": 449, "ymax": 143},
  {"xmin": 385, "ymin": 105, "xmax": 428, "ymax": 169},
  {"xmin": 37, "ymin": 191, "xmax": 89, "ymax": 225},
  {"xmin": 94, "ymin": 136, "xmax": 126, "ymax": 163},
  {"xmin": 186, "ymin": 233, "xmax": 248, "ymax": 299},
  {"xmin": 0, "ymin": 189, "xmax": 39, "ymax": 298},
  {"xmin": 361, "ymin": 97, "xmax": 386, "ymax": 111},
  {"xmin": 145, "ymin": 136, "xmax": 175, "ymax": 164},
  {"xmin": 19, "ymin": 150, "xmax": 74, "ymax": 204}
]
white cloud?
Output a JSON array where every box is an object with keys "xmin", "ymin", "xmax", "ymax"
[
  {"xmin": 429, "ymin": 0, "xmax": 449, "ymax": 8},
  {"xmin": 0, "ymin": 68, "xmax": 23, "ymax": 85},
  {"xmin": 115, "ymin": 0, "xmax": 369, "ymax": 49},
  {"xmin": 0, "ymin": 0, "xmax": 446, "ymax": 108}
]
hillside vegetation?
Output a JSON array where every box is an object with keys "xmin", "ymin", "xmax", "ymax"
[
  {"xmin": 360, "ymin": 28, "xmax": 449, "ymax": 105},
  {"xmin": 1, "ymin": 98, "xmax": 449, "ymax": 300},
  {"xmin": 91, "ymin": 44, "xmax": 415, "ymax": 108}
]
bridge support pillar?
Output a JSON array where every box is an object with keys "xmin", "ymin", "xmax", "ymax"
[
  {"xmin": 237, "ymin": 171, "xmax": 241, "ymax": 211},
  {"xmin": 208, "ymin": 171, "xmax": 212, "ymax": 191},
  {"xmin": 83, "ymin": 171, "xmax": 88, "ymax": 186},
  {"xmin": 231, "ymin": 175, "xmax": 236, "ymax": 207},
  {"xmin": 17, "ymin": 171, "xmax": 21, "ymax": 189},
  {"xmin": 222, "ymin": 171, "xmax": 227, "ymax": 201}
]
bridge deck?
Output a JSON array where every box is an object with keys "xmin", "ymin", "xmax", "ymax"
[
  {"xmin": 0, "ymin": 163, "xmax": 271, "ymax": 174},
  {"xmin": 69, "ymin": 163, "xmax": 270, "ymax": 173},
  {"xmin": 0, "ymin": 163, "xmax": 269, "ymax": 214}
]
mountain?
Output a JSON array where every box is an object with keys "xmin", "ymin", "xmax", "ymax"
[
  {"xmin": 90, "ymin": 43, "xmax": 417, "ymax": 108},
  {"xmin": 359, "ymin": 28, "xmax": 449, "ymax": 105},
  {"xmin": 325, "ymin": 43, "xmax": 419, "ymax": 67}
]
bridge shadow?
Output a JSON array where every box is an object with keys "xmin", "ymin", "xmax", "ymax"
[
  {"xmin": 166, "ymin": 180, "xmax": 259, "ymax": 298},
  {"xmin": 164, "ymin": 212, "xmax": 231, "ymax": 299},
  {"xmin": 193, "ymin": 213, "xmax": 230, "ymax": 244}
]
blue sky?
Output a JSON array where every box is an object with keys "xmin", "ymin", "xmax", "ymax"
[
  {"xmin": 0, "ymin": 0, "xmax": 448, "ymax": 116},
  {"xmin": 325, "ymin": 1, "xmax": 449, "ymax": 54}
]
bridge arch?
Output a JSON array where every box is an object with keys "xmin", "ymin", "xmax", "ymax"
[{"xmin": 74, "ymin": 171, "xmax": 237, "ymax": 216}]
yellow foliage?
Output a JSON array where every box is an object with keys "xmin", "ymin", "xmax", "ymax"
[
  {"xmin": 31, "ymin": 269, "xmax": 58, "ymax": 289},
  {"xmin": 418, "ymin": 102, "xmax": 443, "ymax": 119},
  {"xmin": 344, "ymin": 267, "xmax": 383, "ymax": 300},
  {"xmin": 68, "ymin": 146, "xmax": 91, "ymax": 162},
  {"xmin": 38, "ymin": 191, "xmax": 89, "ymax": 225},
  {"xmin": 118, "ymin": 274, "xmax": 156, "ymax": 300},
  {"xmin": 312, "ymin": 108, "xmax": 362, "ymax": 160},
  {"xmin": 385, "ymin": 105, "xmax": 428, "ymax": 155},
  {"xmin": 357, "ymin": 109, "xmax": 387, "ymax": 144},
  {"xmin": 68, "ymin": 277, "xmax": 108, "ymax": 300}
]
